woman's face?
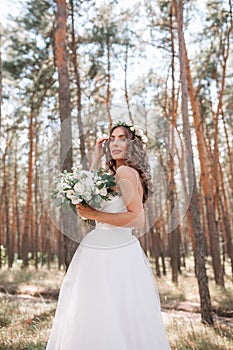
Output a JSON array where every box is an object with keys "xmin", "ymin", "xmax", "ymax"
[{"xmin": 109, "ymin": 127, "xmax": 128, "ymax": 161}]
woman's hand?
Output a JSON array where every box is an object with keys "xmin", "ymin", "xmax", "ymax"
[
  {"xmin": 89, "ymin": 137, "xmax": 109, "ymax": 171},
  {"xmin": 76, "ymin": 203, "xmax": 98, "ymax": 220},
  {"xmin": 94, "ymin": 137, "xmax": 109, "ymax": 159}
]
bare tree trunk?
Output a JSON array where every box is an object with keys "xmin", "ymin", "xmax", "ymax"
[
  {"xmin": 212, "ymin": 6, "xmax": 233, "ymax": 274},
  {"xmin": 221, "ymin": 111, "xmax": 233, "ymax": 207},
  {"xmin": 16, "ymin": 186, "xmax": 21, "ymax": 260},
  {"xmin": 70, "ymin": 0, "xmax": 87, "ymax": 169},
  {"xmin": 0, "ymin": 187, "xmax": 2, "ymax": 268},
  {"xmin": 34, "ymin": 121, "xmax": 39, "ymax": 269},
  {"xmin": 219, "ymin": 157, "xmax": 233, "ymax": 275},
  {"xmin": 11, "ymin": 139, "xmax": 19, "ymax": 268},
  {"xmin": 174, "ymin": 0, "xmax": 214, "ymax": 325},
  {"xmin": 55, "ymin": 0, "xmax": 78, "ymax": 269},
  {"xmin": 0, "ymin": 31, "xmax": 2, "ymax": 133},
  {"xmin": 183, "ymin": 23, "xmax": 224, "ymax": 288},
  {"xmin": 124, "ymin": 42, "xmax": 133, "ymax": 123},
  {"xmin": 22, "ymin": 109, "xmax": 34, "ymax": 268},
  {"xmin": 3, "ymin": 133, "xmax": 12, "ymax": 268},
  {"xmin": 168, "ymin": 5, "xmax": 180, "ymax": 283},
  {"xmin": 106, "ymin": 35, "xmax": 112, "ymax": 129}
]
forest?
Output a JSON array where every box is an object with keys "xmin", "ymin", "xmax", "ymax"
[{"xmin": 0, "ymin": 0, "xmax": 233, "ymax": 349}]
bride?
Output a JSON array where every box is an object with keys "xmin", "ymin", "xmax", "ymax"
[{"xmin": 46, "ymin": 122, "xmax": 171, "ymax": 349}]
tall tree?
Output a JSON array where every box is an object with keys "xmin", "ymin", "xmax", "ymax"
[
  {"xmin": 21, "ymin": 105, "xmax": 34, "ymax": 267},
  {"xmin": 55, "ymin": 0, "xmax": 78, "ymax": 269},
  {"xmin": 182, "ymin": 5, "xmax": 224, "ymax": 285},
  {"xmin": 69, "ymin": 0, "xmax": 87, "ymax": 169},
  {"xmin": 0, "ymin": 29, "xmax": 2, "ymax": 133},
  {"xmin": 174, "ymin": 0, "xmax": 214, "ymax": 325}
]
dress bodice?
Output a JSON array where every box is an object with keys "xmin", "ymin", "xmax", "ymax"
[
  {"xmin": 95, "ymin": 194, "xmax": 131, "ymax": 230},
  {"xmin": 80, "ymin": 194, "xmax": 137, "ymax": 249}
]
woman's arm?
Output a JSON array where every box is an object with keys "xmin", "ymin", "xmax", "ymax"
[{"xmin": 77, "ymin": 165, "xmax": 145, "ymax": 228}]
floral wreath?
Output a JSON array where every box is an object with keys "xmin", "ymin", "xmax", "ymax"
[{"xmin": 113, "ymin": 121, "xmax": 148, "ymax": 144}]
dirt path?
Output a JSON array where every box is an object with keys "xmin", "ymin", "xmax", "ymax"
[{"xmin": 1, "ymin": 285, "xmax": 233, "ymax": 329}]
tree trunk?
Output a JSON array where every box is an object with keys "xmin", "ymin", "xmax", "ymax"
[
  {"xmin": 0, "ymin": 31, "xmax": 2, "ymax": 133},
  {"xmin": 124, "ymin": 42, "xmax": 133, "ymax": 123},
  {"xmin": 70, "ymin": 0, "xmax": 87, "ymax": 169},
  {"xmin": 3, "ymin": 133, "xmax": 12, "ymax": 268},
  {"xmin": 106, "ymin": 35, "xmax": 112, "ymax": 129},
  {"xmin": 22, "ymin": 109, "xmax": 34, "ymax": 268},
  {"xmin": 11, "ymin": 139, "xmax": 19, "ymax": 268},
  {"xmin": 174, "ymin": 0, "xmax": 214, "ymax": 325},
  {"xmin": 168, "ymin": 5, "xmax": 180, "ymax": 283},
  {"xmin": 219, "ymin": 157, "xmax": 233, "ymax": 274},
  {"xmin": 55, "ymin": 0, "xmax": 78, "ymax": 269},
  {"xmin": 183, "ymin": 24, "xmax": 224, "ymax": 288},
  {"xmin": 212, "ymin": 9, "xmax": 233, "ymax": 274},
  {"xmin": 34, "ymin": 121, "xmax": 39, "ymax": 269}
]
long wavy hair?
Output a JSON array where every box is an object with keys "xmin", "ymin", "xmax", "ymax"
[{"xmin": 105, "ymin": 124, "xmax": 154, "ymax": 204}]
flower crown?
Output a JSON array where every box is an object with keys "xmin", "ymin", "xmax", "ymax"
[{"xmin": 113, "ymin": 121, "xmax": 148, "ymax": 144}]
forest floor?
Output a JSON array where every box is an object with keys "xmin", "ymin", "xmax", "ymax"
[{"xmin": 0, "ymin": 256, "xmax": 232, "ymax": 350}]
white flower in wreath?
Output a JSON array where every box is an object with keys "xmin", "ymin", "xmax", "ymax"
[
  {"xmin": 137, "ymin": 128, "xmax": 144, "ymax": 137},
  {"xmin": 129, "ymin": 126, "xmax": 135, "ymax": 133},
  {"xmin": 141, "ymin": 134, "xmax": 148, "ymax": 143}
]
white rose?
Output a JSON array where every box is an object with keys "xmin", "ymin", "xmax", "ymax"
[
  {"xmin": 66, "ymin": 189, "xmax": 74, "ymax": 199},
  {"xmin": 73, "ymin": 182, "xmax": 85, "ymax": 193},
  {"xmin": 94, "ymin": 188, "xmax": 100, "ymax": 195},
  {"xmin": 86, "ymin": 178, "xmax": 95, "ymax": 188},
  {"xmin": 71, "ymin": 196, "xmax": 82, "ymax": 205},
  {"xmin": 99, "ymin": 187, "xmax": 107, "ymax": 196},
  {"xmin": 83, "ymin": 192, "xmax": 92, "ymax": 201},
  {"xmin": 64, "ymin": 182, "xmax": 72, "ymax": 189}
]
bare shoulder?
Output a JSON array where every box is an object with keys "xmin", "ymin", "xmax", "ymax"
[{"xmin": 116, "ymin": 165, "xmax": 138, "ymax": 181}]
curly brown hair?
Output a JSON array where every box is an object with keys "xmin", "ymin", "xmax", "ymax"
[{"xmin": 104, "ymin": 124, "xmax": 154, "ymax": 204}]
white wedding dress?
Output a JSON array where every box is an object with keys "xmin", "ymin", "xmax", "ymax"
[{"xmin": 46, "ymin": 192, "xmax": 171, "ymax": 349}]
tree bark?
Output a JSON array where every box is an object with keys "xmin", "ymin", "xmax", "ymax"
[
  {"xmin": 174, "ymin": 0, "xmax": 214, "ymax": 325},
  {"xmin": 183, "ymin": 21, "xmax": 224, "ymax": 288},
  {"xmin": 55, "ymin": 0, "xmax": 78, "ymax": 269},
  {"xmin": 0, "ymin": 31, "xmax": 2, "ymax": 133},
  {"xmin": 106, "ymin": 35, "xmax": 112, "ymax": 129},
  {"xmin": 70, "ymin": 0, "xmax": 87, "ymax": 169},
  {"xmin": 124, "ymin": 42, "xmax": 133, "ymax": 123},
  {"xmin": 168, "ymin": 4, "xmax": 180, "ymax": 283},
  {"xmin": 3, "ymin": 133, "xmax": 12, "ymax": 268},
  {"xmin": 22, "ymin": 109, "xmax": 34, "ymax": 268}
]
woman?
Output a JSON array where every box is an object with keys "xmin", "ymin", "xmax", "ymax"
[{"xmin": 46, "ymin": 122, "xmax": 171, "ymax": 350}]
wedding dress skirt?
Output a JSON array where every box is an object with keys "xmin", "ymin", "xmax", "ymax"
[{"xmin": 46, "ymin": 196, "xmax": 171, "ymax": 350}]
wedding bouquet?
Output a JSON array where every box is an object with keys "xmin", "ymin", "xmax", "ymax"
[{"xmin": 51, "ymin": 167, "xmax": 119, "ymax": 211}]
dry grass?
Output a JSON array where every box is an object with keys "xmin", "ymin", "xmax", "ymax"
[
  {"xmin": 151, "ymin": 255, "xmax": 233, "ymax": 349},
  {"xmin": 0, "ymin": 257, "xmax": 233, "ymax": 350},
  {"xmin": 0, "ymin": 266, "xmax": 64, "ymax": 349}
]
